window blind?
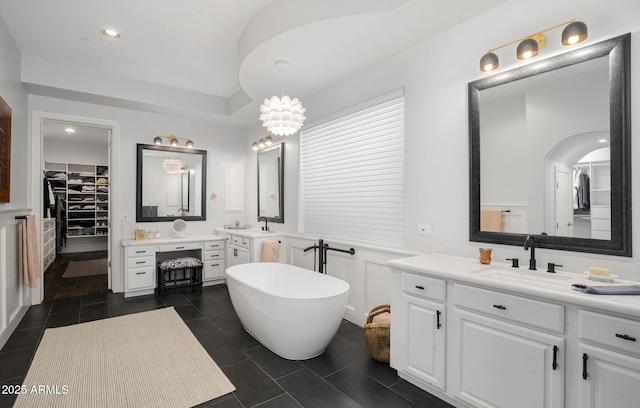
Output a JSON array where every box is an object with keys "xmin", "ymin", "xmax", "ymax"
[{"xmin": 299, "ymin": 91, "xmax": 405, "ymax": 245}]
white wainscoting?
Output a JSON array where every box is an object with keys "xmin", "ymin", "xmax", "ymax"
[
  {"xmin": 285, "ymin": 234, "xmax": 416, "ymax": 326},
  {"xmin": 0, "ymin": 213, "xmax": 33, "ymax": 349}
]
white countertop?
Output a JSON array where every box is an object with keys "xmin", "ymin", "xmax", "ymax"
[
  {"xmin": 215, "ymin": 228, "xmax": 284, "ymax": 239},
  {"xmin": 121, "ymin": 234, "xmax": 226, "ymax": 247},
  {"xmin": 388, "ymin": 253, "xmax": 640, "ymax": 318}
]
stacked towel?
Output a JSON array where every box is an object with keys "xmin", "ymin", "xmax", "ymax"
[
  {"xmin": 260, "ymin": 240, "xmax": 279, "ymax": 262},
  {"xmin": 572, "ymin": 284, "xmax": 640, "ymax": 295}
]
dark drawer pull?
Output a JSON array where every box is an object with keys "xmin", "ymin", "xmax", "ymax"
[
  {"xmin": 582, "ymin": 353, "xmax": 589, "ymax": 380},
  {"xmin": 415, "ymin": 285, "xmax": 425, "ymax": 290},
  {"xmin": 211, "ymin": 263, "xmax": 220, "ymax": 267},
  {"xmin": 210, "ymin": 244, "xmax": 220, "ymax": 248},
  {"xmin": 615, "ymin": 333, "xmax": 637, "ymax": 342},
  {"xmin": 493, "ymin": 304, "xmax": 507, "ymax": 310},
  {"xmin": 136, "ymin": 271, "xmax": 146, "ymax": 275},
  {"xmin": 436, "ymin": 310, "xmax": 442, "ymax": 329},
  {"xmin": 135, "ymin": 261, "xmax": 145, "ymax": 264},
  {"xmin": 552, "ymin": 345, "xmax": 559, "ymax": 370},
  {"xmin": 176, "ymin": 246, "xmax": 185, "ymax": 249},
  {"xmin": 135, "ymin": 250, "xmax": 146, "ymax": 254}
]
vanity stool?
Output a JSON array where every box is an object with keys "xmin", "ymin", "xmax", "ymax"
[{"xmin": 157, "ymin": 257, "xmax": 203, "ymax": 297}]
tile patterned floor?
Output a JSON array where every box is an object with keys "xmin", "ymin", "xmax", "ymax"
[
  {"xmin": 1, "ymin": 260, "xmax": 454, "ymax": 408},
  {"xmin": 43, "ymin": 251, "xmax": 109, "ymax": 300}
]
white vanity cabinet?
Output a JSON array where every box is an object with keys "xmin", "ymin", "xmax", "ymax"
[
  {"xmin": 391, "ymin": 271, "xmax": 446, "ymax": 391},
  {"xmin": 452, "ymin": 284, "xmax": 565, "ymax": 408},
  {"xmin": 125, "ymin": 245, "xmax": 156, "ymax": 293},
  {"xmin": 227, "ymin": 234, "xmax": 250, "ymax": 267},
  {"xmin": 222, "ymin": 230, "xmax": 284, "ymax": 267},
  {"xmin": 578, "ymin": 310, "xmax": 640, "ymax": 407},
  {"xmin": 389, "ymin": 254, "xmax": 640, "ymax": 408},
  {"xmin": 203, "ymin": 240, "xmax": 225, "ymax": 281},
  {"xmin": 121, "ymin": 235, "xmax": 226, "ymax": 297}
]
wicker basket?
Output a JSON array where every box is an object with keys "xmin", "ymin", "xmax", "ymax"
[{"xmin": 363, "ymin": 304, "xmax": 391, "ymax": 363}]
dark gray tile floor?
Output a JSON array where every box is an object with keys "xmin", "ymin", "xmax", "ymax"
[{"xmin": 0, "ymin": 284, "xmax": 454, "ymax": 408}]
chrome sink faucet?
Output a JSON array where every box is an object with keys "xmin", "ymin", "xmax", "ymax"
[
  {"xmin": 258, "ymin": 216, "xmax": 268, "ymax": 231},
  {"xmin": 524, "ymin": 235, "xmax": 536, "ymax": 270}
]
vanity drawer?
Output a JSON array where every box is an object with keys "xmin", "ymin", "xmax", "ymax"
[
  {"xmin": 127, "ymin": 265, "xmax": 155, "ymax": 290},
  {"xmin": 204, "ymin": 261, "xmax": 225, "ymax": 280},
  {"xmin": 402, "ymin": 272, "xmax": 446, "ymax": 302},
  {"xmin": 204, "ymin": 241, "xmax": 224, "ymax": 251},
  {"xmin": 127, "ymin": 246, "xmax": 155, "ymax": 257},
  {"xmin": 158, "ymin": 242, "xmax": 202, "ymax": 252},
  {"xmin": 454, "ymin": 284, "xmax": 564, "ymax": 333},
  {"xmin": 204, "ymin": 250, "xmax": 224, "ymax": 261},
  {"xmin": 230, "ymin": 235, "xmax": 249, "ymax": 248},
  {"xmin": 127, "ymin": 255, "xmax": 155, "ymax": 268},
  {"xmin": 579, "ymin": 310, "xmax": 640, "ymax": 355}
]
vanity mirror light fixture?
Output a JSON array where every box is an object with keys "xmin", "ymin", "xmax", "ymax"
[
  {"xmin": 153, "ymin": 134, "xmax": 194, "ymax": 148},
  {"xmin": 251, "ymin": 135, "xmax": 273, "ymax": 151},
  {"xmin": 480, "ymin": 19, "xmax": 588, "ymax": 72}
]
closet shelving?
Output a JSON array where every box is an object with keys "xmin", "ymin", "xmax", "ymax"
[
  {"xmin": 45, "ymin": 162, "xmax": 109, "ymax": 239},
  {"xmin": 573, "ymin": 159, "xmax": 611, "ymax": 240}
]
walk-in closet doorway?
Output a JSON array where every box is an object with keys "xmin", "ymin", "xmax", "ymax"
[{"xmin": 32, "ymin": 111, "xmax": 121, "ymax": 305}]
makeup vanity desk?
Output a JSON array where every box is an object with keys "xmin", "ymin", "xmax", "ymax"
[{"xmin": 121, "ymin": 235, "xmax": 226, "ymax": 298}]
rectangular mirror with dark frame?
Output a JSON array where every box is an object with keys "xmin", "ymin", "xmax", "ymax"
[
  {"xmin": 469, "ymin": 34, "xmax": 631, "ymax": 256},
  {"xmin": 136, "ymin": 143, "xmax": 207, "ymax": 222},
  {"xmin": 257, "ymin": 143, "xmax": 284, "ymax": 223}
]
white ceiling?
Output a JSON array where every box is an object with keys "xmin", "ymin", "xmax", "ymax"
[{"xmin": 0, "ymin": 0, "xmax": 507, "ymax": 128}]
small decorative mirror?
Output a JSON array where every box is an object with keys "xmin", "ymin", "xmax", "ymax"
[
  {"xmin": 171, "ymin": 218, "xmax": 187, "ymax": 238},
  {"xmin": 257, "ymin": 143, "xmax": 284, "ymax": 223},
  {"xmin": 136, "ymin": 144, "xmax": 207, "ymax": 222}
]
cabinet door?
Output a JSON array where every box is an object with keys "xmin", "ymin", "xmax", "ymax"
[
  {"xmin": 579, "ymin": 343, "xmax": 640, "ymax": 408},
  {"xmin": 401, "ymin": 293, "xmax": 446, "ymax": 391},
  {"xmin": 453, "ymin": 309, "xmax": 564, "ymax": 408},
  {"xmin": 226, "ymin": 246, "xmax": 249, "ymax": 268}
]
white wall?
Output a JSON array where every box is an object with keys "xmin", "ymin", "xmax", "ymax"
[
  {"xmin": 0, "ymin": 13, "xmax": 32, "ymax": 348},
  {"xmin": 248, "ymin": 0, "xmax": 640, "ymax": 283},
  {"xmin": 43, "ymin": 139, "xmax": 108, "ymax": 165},
  {"xmin": 29, "ymin": 95, "xmax": 249, "ymax": 294}
]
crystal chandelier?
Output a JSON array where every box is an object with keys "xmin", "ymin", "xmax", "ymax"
[{"xmin": 259, "ymin": 60, "xmax": 306, "ymax": 136}]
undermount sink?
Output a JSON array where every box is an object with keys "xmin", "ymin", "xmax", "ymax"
[{"xmin": 474, "ymin": 267, "xmax": 573, "ymax": 287}]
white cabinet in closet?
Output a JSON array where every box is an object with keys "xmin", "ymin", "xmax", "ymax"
[
  {"xmin": 42, "ymin": 218, "xmax": 56, "ymax": 271},
  {"xmin": 45, "ymin": 162, "xmax": 109, "ymax": 239}
]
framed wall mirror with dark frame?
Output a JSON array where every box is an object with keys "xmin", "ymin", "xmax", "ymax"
[
  {"xmin": 136, "ymin": 143, "xmax": 207, "ymax": 222},
  {"xmin": 469, "ymin": 34, "xmax": 631, "ymax": 256},
  {"xmin": 257, "ymin": 143, "xmax": 284, "ymax": 223}
]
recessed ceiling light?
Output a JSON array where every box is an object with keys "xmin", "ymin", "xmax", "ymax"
[
  {"xmin": 100, "ymin": 28, "xmax": 121, "ymax": 39},
  {"xmin": 598, "ymin": 139, "xmax": 608, "ymax": 143},
  {"xmin": 65, "ymin": 127, "xmax": 76, "ymax": 133}
]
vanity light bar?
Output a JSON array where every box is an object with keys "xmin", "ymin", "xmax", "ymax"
[
  {"xmin": 252, "ymin": 135, "xmax": 273, "ymax": 151},
  {"xmin": 480, "ymin": 19, "xmax": 588, "ymax": 72},
  {"xmin": 153, "ymin": 135, "xmax": 194, "ymax": 148}
]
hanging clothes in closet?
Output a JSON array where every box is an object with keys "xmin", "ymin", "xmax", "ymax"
[{"xmin": 573, "ymin": 168, "xmax": 590, "ymax": 210}]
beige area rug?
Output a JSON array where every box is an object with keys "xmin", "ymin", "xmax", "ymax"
[
  {"xmin": 62, "ymin": 258, "xmax": 108, "ymax": 278},
  {"xmin": 13, "ymin": 308, "xmax": 235, "ymax": 408}
]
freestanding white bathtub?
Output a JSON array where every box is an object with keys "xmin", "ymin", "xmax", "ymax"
[{"xmin": 226, "ymin": 262, "xmax": 350, "ymax": 360}]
